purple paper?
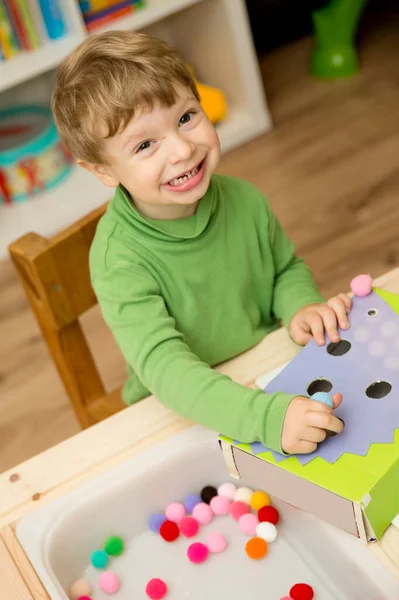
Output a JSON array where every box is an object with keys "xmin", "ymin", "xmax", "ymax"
[{"xmin": 251, "ymin": 291, "xmax": 399, "ymax": 465}]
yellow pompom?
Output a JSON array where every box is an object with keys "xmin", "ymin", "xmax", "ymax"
[{"xmin": 250, "ymin": 491, "xmax": 270, "ymax": 511}]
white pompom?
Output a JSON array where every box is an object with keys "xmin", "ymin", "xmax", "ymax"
[
  {"xmin": 256, "ymin": 521, "xmax": 278, "ymax": 543},
  {"xmin": 234, "ymin": 486, "xmax": 253, "ymax": 505}
]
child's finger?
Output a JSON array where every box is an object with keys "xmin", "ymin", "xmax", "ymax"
[
  {"xmin": 289, "ymin": 320, "xmax": 312, "ymax": 346},
  {"xmin": 309, "ymin": 313, "xmax": 325, "ymax": 346},
  {"xmin": 295, "ymin": 440, "xmax": 318, "ymax": 454},
  {"xmin": 307, "ymin": 411, "xmax": 344, "ymax": 435},
  {"xmin": 338, "ymin": 293, "xmax": 352, "ymax": 313},
  {"xmin": 305, "ymin": 399, "xmax": 333, "ymax": 413},
  {"xmin": 301, "ymin": 426, "xmax": 327, "ymax": 444},
  {"xmin": 331, "ymin": 392, "xmax": 343, "ymax": 409},
  {"xmin": 320, "ymin": 306, "xmax": 340, "ymax": 342},
  {"xmin": 327, "ymin": 297, "xmax": 349, "ymax": 330}
]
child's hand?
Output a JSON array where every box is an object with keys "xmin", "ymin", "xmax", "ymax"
[
  {"xmin": 281, "ymin": 393, "xmax": 344, "ymax": 454},
  {"xmin": 289, "ymin": 293, "xmax": 352, "ymax": 346}
]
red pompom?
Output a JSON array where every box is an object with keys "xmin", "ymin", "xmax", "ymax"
[
  {"xmin": 160, "ymin": 520, "xmax": 179, "ymax": 542},
  {"xmin": 289, "ymin": 582, "xmax": 314, "ymax": 600},
  {"xmin": 258, "ymin": 505, "xmax": 279, "ymax": 525},
  {"xmin": 180, "ymin": 516, "xmax": 199, "ymax": 538},
  {"xmin": 146, "ymin": 578, "xmax": 168, "ymax": 599}
]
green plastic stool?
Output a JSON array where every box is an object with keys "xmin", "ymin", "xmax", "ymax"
[{"xmin": 310, "ymin": 0, "xmax": 368, "ymax": 79}]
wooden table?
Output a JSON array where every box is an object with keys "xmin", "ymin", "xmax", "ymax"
[{"xmin": 1, "ymin": 270, "xmax": 399, "ymax": 598}]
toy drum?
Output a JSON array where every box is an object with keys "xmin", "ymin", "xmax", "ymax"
[{"xmin": 0, "ymin": 105, "xmax": 73, "ymax": 204}]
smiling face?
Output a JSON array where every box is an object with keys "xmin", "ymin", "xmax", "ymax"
[{"xmin": 85, "ymin": 84, "xmax": 221, "ymax": 220}]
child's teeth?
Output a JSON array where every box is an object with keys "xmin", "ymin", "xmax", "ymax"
[{"xmin": 170, "ymin": 165, "xmax": 199, "ymax": 186}]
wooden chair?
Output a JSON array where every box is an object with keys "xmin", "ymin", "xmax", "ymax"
[{"xmin": 8, "ymin": 204, "xmax": 126, "ymax": 429}]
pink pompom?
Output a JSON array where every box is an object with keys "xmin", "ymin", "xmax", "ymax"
[
  {"xmin": 77, "ymin": 597, "xmax": 92, "ymax": 600},
  {"xmin": 180, "ymin": 516, "xmax": 199, "ymax": 538},
  {"xmin": 210, "ymin": 495, "xmax": 230, "ymax": 516},
  {"xmin": 192, "ymin": 502, "xmax": 213, "ymax": 525},
  {"xmin": 350, "ymin": 274, "xmax": 372, "ymax": 297},
  {"xmin": 145, "ymin": 578, "xmax": 168, "ymax": 599},
  {"xmin": 99, "ymin": 571, "xmax": 120, "ymax": 594},
  {"xmin": 280, "ymin": 597, "xmax": 292, "ymax": 600},
  {"xmin": 230, "ymin": 501, "xmax": 250, "ymax": 521},
  {"xmin": 217, "ymin": 482, "xmax": 236, "ymax": 501},
  {"xmin": 165, "ymin": 502, "xmax": 186, "ymax": 523},
  {"xmin": 187, "ymin": 542, "xmax": 209, "ymax": 564},
  {"xmin": 239, "ymin": 513, "xmax": 259, "ymax": 536},
  {"xmin": 206, "ymin": 532, "xmax": 227, "ymax": 553}
]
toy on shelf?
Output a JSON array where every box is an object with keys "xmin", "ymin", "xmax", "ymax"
[
  {"xmin": 220, "ymin": 274, "xmax": 399, "ymax": 543},
  {"xmin": 310, "ymin": 0, "xmax": 368, "ymax": 79},
  {"xmin": 0, "ymin": 105, "xmax": 73, "ymax": 204},
  {"xmin": 188, "ymin": 66, "xmax": 227, "ymax": 126}
]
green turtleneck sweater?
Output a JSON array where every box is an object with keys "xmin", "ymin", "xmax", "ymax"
[{"xmin": 90, "ymin": 174, "xmax": 324, "ymax": 453}]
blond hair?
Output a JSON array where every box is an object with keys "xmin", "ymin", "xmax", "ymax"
[{"xmin": 51, "ymin": 30, "xmax": 199, "ymax": 164}]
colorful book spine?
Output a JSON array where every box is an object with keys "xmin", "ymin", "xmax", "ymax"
[
  {"xmin": 0, "ymin": 1, "xmax": 20, "ymax": 57},
  {"xmin": 84, "ymin": 0, "xmax": 132, "ymax": 24},
  {"xmin": 85, "ymin": 4, "xmax": 132, "ymax": 31},
  {"xmin": 5, "ymin": 0, "xmax": 30, "ymax": 50},
  {"xmin": 27, "ymin": 0, "xmax": 47, "ymax": 42},
  {"xmin": 80, "ymin": 0, "xmax": 122, "ymax": 13},
  {"xmin": 37, "ymin": 0, "xmax": 66, "ymax": 39},
  {"xmin": 16, "ymin": 0, "xmax": 40, "ymax": 49},
  {"xmin": 3, "ymin": 0, "xmax": 22, "ymax": 49}
]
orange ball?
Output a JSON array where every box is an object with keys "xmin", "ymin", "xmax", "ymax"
[
  {"xmin": 250, "ymin": 491, "xmax": 270, "ymax": 511},
  {"xmin": 245, "ymin": 536, "xmax": 268, "ymax": 560}
]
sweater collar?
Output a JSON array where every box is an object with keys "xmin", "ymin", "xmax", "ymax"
[{"xmin": 109, "ymin": 177, "xmax": 217, "ymax": 242}]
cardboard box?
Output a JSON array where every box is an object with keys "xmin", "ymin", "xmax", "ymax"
[{"xmin": 220, "ymin": 284, "xmax": 399, "ymax": 542}]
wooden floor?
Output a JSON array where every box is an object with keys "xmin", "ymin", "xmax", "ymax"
[{"xmin": 2, "ymin": 9, "xmax": 399, "ymax": 473}]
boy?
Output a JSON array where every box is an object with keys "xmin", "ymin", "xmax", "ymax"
[{"xmin": 52, "ymin": 31, "xmax": 350, "ymax": 455}]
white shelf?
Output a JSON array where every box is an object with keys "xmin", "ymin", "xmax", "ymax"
[
  {"xmin": 0, "ymin": 34, "xmax": 85, "ymax": 93},
  {"xmin": 92, "ymin": 0, "xmax": 204, "ymax": 34},
  {"xmin": 0, "ymin": 0, "xmax": 204, "ymax": 93},
  {"xmin": 0, "ymin": 108, "xmax": 269, "ymax": 259}
]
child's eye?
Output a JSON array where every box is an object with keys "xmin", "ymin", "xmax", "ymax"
[
  {"xmin": 137, "ymin": 141, "xmax": 152, "ymax": 153},
  {"xmin": 179, "ymin": 111, "xmax": 195, "ymax": 126}
]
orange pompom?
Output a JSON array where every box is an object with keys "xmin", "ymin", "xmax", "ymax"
[{"xmin": 245, "ymin": 536, "xmax": 268, "ymax": 560}]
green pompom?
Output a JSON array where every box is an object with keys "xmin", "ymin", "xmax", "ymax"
[
  {"xmin": 104, "ymin": 536, "xmax": 124, "ymax": 556},
  {"xmin": 90, "ymin": 549, "xmax": 109, "ymax": 569}
]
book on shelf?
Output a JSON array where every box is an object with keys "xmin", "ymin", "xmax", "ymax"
[
  {"xmin": 26, "ymin": 0, "xmax": 47, "ymax": 43},
  {"xmin": 0, "ymin": 1, "xmax": 18, "ymax": 60},
  {"xmin": 83, "ymin": 0, "xmax": 132, "ymax": 20},
  {"xmin": 86, "ymin": 5, "xmax": 133, "ymax": 31},
  {"xmin": 79, "ymin": 0, "xmax": 124, "ymax": 12},
  {"xmin": 37, "ymin": 0, "xmax": 66, "ymax": 39},
  {"xmin": 0, "ymin": 0, "xmax": 67, "ymax": 61},
  {"xmin": 0, "ymin": 1, "xmax": 20, "ymax": 59},
  {"xmin": 80, "ymin": 0, "xmax": 146, "ymax": 32},
  {"xmin": 6, "ymin": 0, "xmax": 32, "ymax": 50},
  {"xmin": 16, "ymin": 0, "xmax": 41, "ymax": 49}
]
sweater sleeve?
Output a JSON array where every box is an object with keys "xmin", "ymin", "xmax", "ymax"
[
  {"xmin": 93, "ymin": 265, "xmax": 295, "ymax": 453},
  {"xmin": 263, "ymin": 196, "xmax": 325, "ymax": 328}
]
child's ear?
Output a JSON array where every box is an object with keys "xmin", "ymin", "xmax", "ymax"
[{"xmin": 78, "ymin": 159, "xmax": 119, "ymax": 188}]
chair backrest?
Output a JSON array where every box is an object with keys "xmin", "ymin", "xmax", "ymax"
[{"xmin": 8, "ymin": 203, "xmax": 125, "ymax": 428}]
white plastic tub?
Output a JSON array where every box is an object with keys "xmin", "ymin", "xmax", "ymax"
[{"xmin": 17, "ymin": 426, "xmax": 398, "ymax": 599}]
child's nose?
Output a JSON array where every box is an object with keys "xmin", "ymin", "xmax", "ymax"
[{"xmin": 169, "ymin": 134, "xmax": 195, "ymax": 163}]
